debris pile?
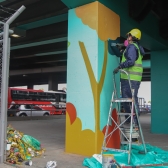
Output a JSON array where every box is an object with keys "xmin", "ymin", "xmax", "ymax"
[{"xmin": 6, "ymin": 125, "xmax": 45, "ymax": 165}]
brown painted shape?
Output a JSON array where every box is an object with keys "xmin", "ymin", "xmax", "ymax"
[{"xmin": 66, "ymin": 102, "xmax": 77, "ymax": 125}]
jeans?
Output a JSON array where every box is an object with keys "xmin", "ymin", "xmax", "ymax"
[{"xmin": 121, "ymin": 79, "xmax": 141, "ymax": 125}]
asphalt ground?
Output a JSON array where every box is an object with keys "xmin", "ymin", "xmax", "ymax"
[{"xmin": 0, "ymin": 113, "xmax": 168, "ymax": 168}]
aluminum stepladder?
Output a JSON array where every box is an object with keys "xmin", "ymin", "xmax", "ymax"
[{"xmin": 102, "ymin": 69, "xmax": 147, "ymax": 164}]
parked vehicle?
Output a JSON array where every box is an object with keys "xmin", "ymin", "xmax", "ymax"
[
  {"xmin": 139, "ymin": 106, "xmax": 149, "ymax": 112},
  {"xmin": 8, "ymin": 104, "xmax": 50, "ymax": 117},
  {"xmin": 145, "ymin": 104, "xmax": 151, "ymax": 112}
]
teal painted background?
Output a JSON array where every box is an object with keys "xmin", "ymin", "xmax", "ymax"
[
  {"xmin": 67, "ymin": 8, "xmax": 120, "ymax": 132},
  {"xmin": 67, "ymin": 9, "xmax": 96, "ymax": 131},
  {"xmin": 151, "ymin": 50, "xmax": 168, "ymax": 134}
]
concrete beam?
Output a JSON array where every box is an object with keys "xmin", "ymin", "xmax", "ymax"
[
  {"xmin": 142, "ymin": 60, "xmax": 151, "ymax": 68},
  {"xmin": 18, "ymin": 13, "xmax": 68, "ymax": 30},
  {"xmin": 11, "ymin": 37, "xmax": 67, "ymax": 50},
  {"xmin": 9, "ymin": 66, "xmax": 67, "ymax": 76},
  {"xmin": 61, "ymin": 0, "xmax": 95, "ymax": 9}
]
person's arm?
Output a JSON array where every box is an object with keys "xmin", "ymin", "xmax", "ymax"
[{"xmin": 119, "ymin": 44, "xmax": 137, "ymax": 69}]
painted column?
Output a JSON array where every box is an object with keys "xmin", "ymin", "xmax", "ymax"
[
  {"xmin": 151, "ymin": 50, "xmax": 168, "ymax": 134},
  {"xmin": 66, "ymin": 1, "xmax": 120, "ymax": 156}
]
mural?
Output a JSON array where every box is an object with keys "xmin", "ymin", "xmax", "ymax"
[{"xmin": 66, "ymin": 1, "xmax": 120, "ymax": 156}]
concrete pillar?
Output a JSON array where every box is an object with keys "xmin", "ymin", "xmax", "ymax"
[
  {"xmin": 48, "ymin": 75, "xmax": 59, "ymax": 91},
  {"xmin": 66, "ymin": 1, "xmax": 120, "ymax": 156},
  {"xmin": 27, "ymin": 84, "xmax": 33, "ymax": 89},
  {"xmin": 151, "ymin": 50, "xmax": 168, "ymax": 134}
]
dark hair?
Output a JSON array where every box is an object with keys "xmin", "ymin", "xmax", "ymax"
[
  {"xmin": 128, "ymin": 33, "xmax": 139, "ymax": 42},
  {"xmin": 132, "ymin": 36, "xmax": 139, "ymax": 42}
]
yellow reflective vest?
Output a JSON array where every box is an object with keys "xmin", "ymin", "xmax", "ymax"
[{"xmin": 121, "ymin": 43, "xmax": 143, "ymax": 81}]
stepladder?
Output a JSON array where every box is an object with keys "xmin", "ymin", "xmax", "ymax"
[{"xmin": 102, "ymin": 69, "xmax": 147, "ymax": 165}]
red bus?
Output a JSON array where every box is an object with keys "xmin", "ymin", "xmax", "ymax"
[{"xmin": 8, "ymin": 87, "xmax": 66, "ymax": 116}]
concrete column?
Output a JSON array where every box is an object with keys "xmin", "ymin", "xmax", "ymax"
[
  {"xmin": 151, "ymin": 50, "xmax": 168, "ymax": 134},
  {"xmin": 27, "ymin": 84, "xmax": 33, "ymax": 89},
  {"xmin": 66, "ymin": 1, "xmax": 120, "ymax": 156},
  {"xmin": 48, "ymin": 75, "xmax": 59, "ymax": 91}
]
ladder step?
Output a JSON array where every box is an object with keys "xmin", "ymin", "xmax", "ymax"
[
  {"xmin": 102, "ymin": 147, "xmax": 128, "ymax": 153},
  {"xmin": 124, "ymin": 130, "xmax": 139, "ymax": 138},
  {"xmin": 121, "ymin": 141, "xmax": 139, "ymax": 145},
  {"xmin": 117, "ymin": 113, "xmax": 132, "ymax": 115},
  {"xmin": 112, "ymin": 98, "xmax": 133, "ymax": 102}
]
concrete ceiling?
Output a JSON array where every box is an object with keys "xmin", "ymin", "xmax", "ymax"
[
  {"xmin": 0, "ymin": 0, "xmax": 167, "ymax": 86},
  {"xmin": 0, "ymin": 0, "xmax": 68, "ymax": 86}
]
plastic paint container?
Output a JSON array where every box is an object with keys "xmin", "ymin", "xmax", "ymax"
[{"xmin": 102, "ymin": 154, "xmax": 114, "ymax": 168}]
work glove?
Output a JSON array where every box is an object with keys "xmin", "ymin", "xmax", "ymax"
[{"xmin": 113, "ymin": 66, "xmax": 121, "ymax": 74}]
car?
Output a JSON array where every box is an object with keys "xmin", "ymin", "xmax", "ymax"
[
  {"xmin": 7, "ymin": 104, "xmax": 50, "ymax": 117},
  {"xmin": 139, "ymin": 105, "xmax": 151, "ymax": 113},
  {"xmin": 146, "ymin": 104, "xmax": 151, "ymax": 112}
]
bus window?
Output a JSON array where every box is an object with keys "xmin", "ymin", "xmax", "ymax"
[
  {"xmin": 54, "ymin": 94, "xmax": 59, "ymax": 103},
  {"xmin": 11, "ymin": 90, "xmax": 18, "ymax": 100},
  {"xmin": 29, "ymin": 91, "xmax": 39, "ymax": 100},
  {"xmin": 47, "ymin": 93, "xmax": 56, "ymax": 102},
  {"xmin": 60, "ymin": 94, "xmax": 66, "ymax": 102},
  {"xmin": 39, "ymin": 92, "xmax": 47, "ymax": 101},
  {"xmin": 12, "ymin": 90, "xmax": 28, "ymax": 100}
]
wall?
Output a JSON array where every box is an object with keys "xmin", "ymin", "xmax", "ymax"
[{"xmin": 151, "ymin": 49, "xmax": 168, "ymax": 134}]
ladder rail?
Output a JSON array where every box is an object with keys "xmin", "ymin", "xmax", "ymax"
[
  {"xmin": 111, "ymin": 118, "xmax": 130, "ymax": 143},
  {"xmin": 128, "ymin": 99, "xmax": 134, "ymax": 164},
  {"xmin": 105, "ymin": 117, "xmax": 130, "ymax": 143},
  {"xmin": 105, "ymin": 102, "xmax": 133, "ymax": 146},
  {"xmin": 102, "ymin": 92, "xmax": 115, "ymax": 152}
]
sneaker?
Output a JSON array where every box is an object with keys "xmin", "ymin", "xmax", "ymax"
[
  {"xmin": 134, "ymin": 126, "xmax": 139, "ymax": 131},
  {"xmin": 132, "ymin": 138, "xmax": 138, "ymax": 142}
]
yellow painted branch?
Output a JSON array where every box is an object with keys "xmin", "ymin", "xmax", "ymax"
[
  {"xmin": 79, "ymin": 41, "xmax": 98, "ymax": 133},
  {"xmin": 78, "ymin": 41, "xmax": 108, "ymax": 133},
  {"xmin": 98, "ymin": 41, "xmax": 108, "ymax": 92}
]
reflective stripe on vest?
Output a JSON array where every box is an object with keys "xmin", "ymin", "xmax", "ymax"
[{"xmin": 121, "ymin": 43, "xmax": 143, "ymax": 81}]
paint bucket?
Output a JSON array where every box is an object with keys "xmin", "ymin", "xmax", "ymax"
[
  {"xmin": 124, "ymin": 128, "xmax": 139, "ymax": 138},
  {"xmin": 102, "ymin": 154, "xmax": 114, "ymax": 168}
]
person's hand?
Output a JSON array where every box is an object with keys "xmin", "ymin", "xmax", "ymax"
[{"xmin": 113, "ymin": 66, "xmax": 120, "ymax": 74}]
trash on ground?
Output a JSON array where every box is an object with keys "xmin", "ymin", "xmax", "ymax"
[
  {"xmin": 25, "ymin": 160, "xmax": 33, "ymax": 166},
  {"xmin": 46, "ymin": 161, "xmax": 57, "ymax": 168},
  {"xmin": 6, "ymin": 125, "xmax": 45, "ymax": 165}
]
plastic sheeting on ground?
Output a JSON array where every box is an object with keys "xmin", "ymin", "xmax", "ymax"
[
  {"xmin": 83, "ymin": 144, "xmax": 168, "ymax": 168},
  {"xmin": 6, "ymin": 125, "xmax": 45, "ymax": 165}
]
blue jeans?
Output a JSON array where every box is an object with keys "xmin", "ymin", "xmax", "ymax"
[{"xmin": 121, "ymin": 79, "xmax": 140, "ymax": 124}]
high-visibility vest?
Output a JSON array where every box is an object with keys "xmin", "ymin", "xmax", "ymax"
[{"xmin": 121, "ymin": 43, "xmax": 143, "ymax": 81}]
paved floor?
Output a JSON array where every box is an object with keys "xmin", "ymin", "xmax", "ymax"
[{"xmin": 0, "ymin": 113, "xmax": 168, "ymax": 168}]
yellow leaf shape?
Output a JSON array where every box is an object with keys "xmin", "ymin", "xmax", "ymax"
[
  {"xmin": 65, "ymin": 111, "xmax": 104, "ymax": 156},
  {"xmin": 75, "ymin": 1, "xmax": 120, "ymax": 41}
]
